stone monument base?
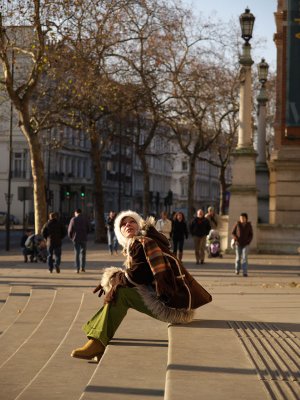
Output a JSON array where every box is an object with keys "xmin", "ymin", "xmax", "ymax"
[{"xmin": 269, "ymin": 146, "xmax": 300, "ymax": 224}]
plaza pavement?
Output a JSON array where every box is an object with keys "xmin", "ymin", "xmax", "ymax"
[{"xmin": 0, "ymin": 238, "xmax": 299, "ymax": 400}]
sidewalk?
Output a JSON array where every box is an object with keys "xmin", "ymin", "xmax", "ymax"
[{"xmin": 0, "ymin": 243, "xmax": 299, "ymax": 400}]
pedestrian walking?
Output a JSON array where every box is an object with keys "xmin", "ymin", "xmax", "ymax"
[
  {"xmin": 155, "ymin": 211, "xmax": 172, "ymax": 241},
  {"xmin": 231, "ymin": 212, "xmax": 253, "ymax": 277},
  {"xmin": 68, "ymin": 209, "xmax": 90, "ymax": 273},
  {"xmin": 190, "ymin": 209, "xmax": 211, "ymax": 264},
  {"xmin": 205, "ymin": 206, "xmax": 219, "ymax": 230},
  {"xmin": 106, "ymin": 211, "xmax": 118, "ymax": 255},
  {"xmin": 71, "ymin": 210, "xmax": 211, "ymax": 362},
  {"xmin": 172, "ymin": 211, "xmax": 188, "ymax": 261},
  {"xmin": 41, "ymin": 212, "xmax": 67, "ymax": 273}
]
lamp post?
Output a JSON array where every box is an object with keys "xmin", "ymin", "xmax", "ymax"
[
  {"xmin": 237, "ymin": 8, "xmax": 255, "ymax": 148},
  {"xmin": 256, "ymin": 58, "xmax": 269, "ymax": 164},
  {"xmin": 227, "ymin": 8, "xmax": 258, "ymax": 250},
  {"xmin": 256, "ymin": 58, "xmax": 269, "ymax": 223},
  {"xmin": 5, "ymin": 48, "xmax": 15, "ymax": 251}
]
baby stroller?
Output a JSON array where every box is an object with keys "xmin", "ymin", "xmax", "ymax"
[
  {"xmin": 25, "ymin": 234, "xmax": 47, "ymax": 263},
  {"xmin": 206, "ymin": 229, "xmax": 222, "ymax": 258},
  {"xmin": 36, "ymin": 237, "xmax": 47, "ymax": 263}
]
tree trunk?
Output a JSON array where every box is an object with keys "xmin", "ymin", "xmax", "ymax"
[
  {"xmin": 140, "ymin": 153, "xmax": 150, "ymax": 217},
  {"xmin": 187, "ymin": 155, "xmax": 197, "ymax": 223},
  {"xmin": 219, "ymin": 166, "xmax": 227, "ymax": 216},
  {"xmin": 19, "ymin": 116, "xmax": 47, "ymax": 233},
  {"xmin": 90, "ymin": 129, "xmax": 106, "ymax": 243}
]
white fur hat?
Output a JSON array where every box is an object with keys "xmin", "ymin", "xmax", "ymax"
[{"xmin": 114, "ymin": 210, "xmax": 144, "ymax": 248}]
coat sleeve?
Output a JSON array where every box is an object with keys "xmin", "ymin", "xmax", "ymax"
[
  {"xmin": 68, "ymin": 219, "xmax": 74, "ymax": 239},
  {"xmin": 232, "ymin": 223, "xmax": 238, "ymax": 239},
  {"xmin": 184, "ymin": 222, "xmax": 189, "ymax": 239},
  {"xmin": 248, "ymin": 223, "xmax": 253, "ymax": 244},
  {"xmin": 189, "ymin": 220, "xmax": 195, "ymax": 235},
  {"xmin": 41, "ymin": 224, "xmax": 48, "ymax": 239}
]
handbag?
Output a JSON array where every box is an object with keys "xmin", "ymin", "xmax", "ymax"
[{"xmin": 164, "ymin": 253, "xmax": 212, "ymax": 310}]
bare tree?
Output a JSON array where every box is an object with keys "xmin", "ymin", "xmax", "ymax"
[
  {"xmin": 6, "ymin": 0, "xmax": 133, "ymax": 240},
  {"xmin": 0, "ymin": 3, "xmax": 59, "ymax": 232},
  {"xmin": 109, "ymin": 0, "xmax": 183, "ymax": 217}
]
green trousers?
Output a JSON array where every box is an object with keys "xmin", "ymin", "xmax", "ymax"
[{"xmin": 83, "ymin": 287, "xmax": 155, "ymax": 347}]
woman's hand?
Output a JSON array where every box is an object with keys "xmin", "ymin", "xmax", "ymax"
[{"xmin": 93, "ymin": 284, "xmax": 105, "ymax": 297}]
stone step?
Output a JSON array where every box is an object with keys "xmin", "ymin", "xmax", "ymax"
[
  {"xmin": 0, "ymin": 284, "xmax": 11, "ymax": 312},
  {"xmin": 80, "ymin": 309, "xmax": 168, "ymax": 400},
  {"xmin": 0, "ymin": 288, "xmax": 86, "ymax": 400},
  {"xmin": 165, "ymin": 304, "xmax": 267, "ymax": 400},
  {"xmin": 0, "ymin": 286, "xmax": 32, "ymax": 334},
  {"xmin": 0, "ymin": 287, "xmax": 55, "ymax": 367}
]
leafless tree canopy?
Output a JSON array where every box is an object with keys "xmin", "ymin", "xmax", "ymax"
[{"xmin": 0, "ymin": 0, "xmax": 275, "ymax": 229}]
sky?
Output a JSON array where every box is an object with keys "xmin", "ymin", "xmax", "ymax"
[{"xmin": 181, "ymin": 0, "xmax": 277, "ymax": 70}]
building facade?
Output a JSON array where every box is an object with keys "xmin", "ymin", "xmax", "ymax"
[
  {"xmin": 0, "ymin": 118, "xmax": 221, "ymax": 225},
  {"xmin": 269, "ymin": 0, "xmax": 300, "ymax": 224},
  {"xmin": 0, "ymin": 28, "xmax": 222, "ymax": 226}
]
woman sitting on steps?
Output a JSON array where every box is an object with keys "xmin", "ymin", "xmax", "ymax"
[{"xmin": 71, "ymin": 210, "xmax": 198, "ymax": 362}]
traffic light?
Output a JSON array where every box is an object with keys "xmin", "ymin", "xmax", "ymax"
[
  {"xmin": 80, "ymin": 185, "xmax": 85, "ymax": 199},
  {"xmin": 65, "ymin": 185, "xmax": 71, "ymax": 199}
]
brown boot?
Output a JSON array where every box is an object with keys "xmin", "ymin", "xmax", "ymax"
[
  {"xmin": 179, "ymin": 252, "xmax": 183, "ymax": 261},
  {"xmin": 71, "ymin": 339, "xmax": 105, "ymax": 361}
]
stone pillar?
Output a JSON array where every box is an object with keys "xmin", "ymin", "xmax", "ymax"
[
  {"xmin": 227, "ymin": 42, "xmax": 257, "ymax": 250},
  {"xmin": 256, "ymin": 82, "xmax": 269, "ymax": 223}
]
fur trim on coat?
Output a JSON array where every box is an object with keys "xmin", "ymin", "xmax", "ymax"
[
  {"xmin": 100, "ymin": 266, "xmax": 124, "ymax": 293},
  {"xmin": 114, "ymin": 210, "xmax": 144, "ymax": 248},
  {"xmin": 100, "ymin": 267, "xmax": 194, "ymax": 324},
  {"xmin": 136, "ymin": 285, "xmax": 194, "ymax": 323}
]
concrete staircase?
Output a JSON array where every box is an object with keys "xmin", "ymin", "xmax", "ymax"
[{"xmin": 0, "ymin": 247, "xmax": 299, "ymax": 400}]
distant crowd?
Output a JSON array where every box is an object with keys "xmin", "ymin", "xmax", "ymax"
[{"xmin": 21, "ymin": 206, "xmax": 253, "ymax": 277}]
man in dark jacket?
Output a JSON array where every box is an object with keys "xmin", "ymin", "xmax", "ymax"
[
  {"xmin": 190, "ymin": 209, "xmax": 211, "ymax": 265},
  {"xmin": 41, "ymin": 212, "xmax": 67, "ymax": 273},
  {"xmin": 231, "ymin": 212, "xmax": 253, "ymax": 276},
  {"xmin": 68, "ymin": 209, "xmax": 90, "ymax": 273}
]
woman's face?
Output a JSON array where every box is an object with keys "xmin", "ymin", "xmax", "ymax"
[
  {"xmin": 120, "ymin": 217, "xmax": 139, "ymax": 238},
  {"xmin": 176, "ymin": 213, "xmax": 183, "ymax": 221}
]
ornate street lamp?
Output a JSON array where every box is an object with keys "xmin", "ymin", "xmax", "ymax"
[
  {"xmin": 227, "ymin": 8, "xmax": 258, "ymax": 250},
  {"xmin": 239, "ymin": 8, "xmax": 255, "ymax": 42},
  {"xmin": 237, "ymin": 8, "xmax": 255, "ymax": 148},
  {"xmin": 257, "ymin": 58, "xmax": 269, "ymax": 85},
  {"xmin": 256, "ymin": 58, "xmax": 269, "ymax": 164},
  {"xmin": 256, "ymin": 57, "xmax": 269, "ymax": 223}
]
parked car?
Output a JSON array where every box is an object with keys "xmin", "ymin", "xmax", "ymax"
[{"xmin": 0, "ymin": 212, "xmax": 20, "ymax": 225}]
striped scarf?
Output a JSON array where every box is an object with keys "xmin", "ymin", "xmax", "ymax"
[{"xmin": 137, "ymin": 236, "xmax": 169, "ymax": 275}]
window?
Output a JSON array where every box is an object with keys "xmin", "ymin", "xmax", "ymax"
[
  {"xmin": 181, "ymin": 183, "xmax": 187, "ymax": 196},
  {"xmin": 182, "ymin": 161, "xmax": 188, "ymax": 171},
  {"xmin": 13, "ymin": 151, "xmax": 27, "ymax": 178},
  {"xmin": 77, "ymin": 159, "xmax": 81, "ymax": 178},
  {"xmin": 82, "ymin": 160, "xmax": 87, "ymax": 178}
]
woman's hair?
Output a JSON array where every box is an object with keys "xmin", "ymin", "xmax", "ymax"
[
  {"xmin": 240, "ymin": 212, "xmax": 248, "ymax": 220},
  {"xmin": 175, "ymin": 211, "xmax": 185, "ymax": 221}
]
